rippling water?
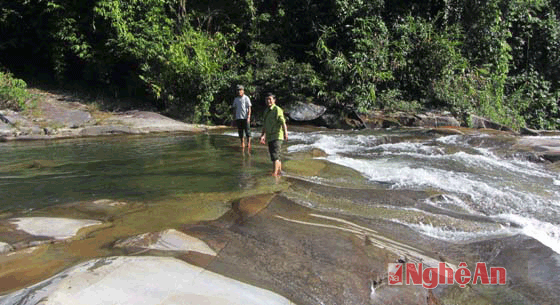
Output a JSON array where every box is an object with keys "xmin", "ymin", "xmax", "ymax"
[{"xmin": 285, "ymin": 129, "xmax": 560, "ymax": 255}]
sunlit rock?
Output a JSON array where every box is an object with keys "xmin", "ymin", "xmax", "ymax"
[
  {"xmin": 104, "ymin": 111, "xmax": 206, "ymax": 133},
  {"xmin": 286, "ymin": 102, "xmax": 326, "ymax": 122},
  {"xmin": 515, "ymin": 136, "xmax": 560, "ymax": 162},
  {"xmin": 114, "ymin": 229, "xmax": 216, "ymax": 256},
  {"xmin": 9, "ymin": 217, "xmax": 102, "ymax": 240},
  {"xmin": 0, "ymin": 242, "xmax": 13, "ymax": 254},
  {"xmin": 0, "ymin": 256, "xmax": 295, "ymax": 305}
]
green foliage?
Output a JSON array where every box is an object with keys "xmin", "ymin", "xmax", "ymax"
[
  {"xmin": 506, "ymin": 0, "xmax": 560, "ymax": 87},
  {"xmin": 507, "ymin": 71, "xmax": 560, "ymax": 129},
  {"xmin": 390, "ymin": 16, "xmax": 467, "ymax": 104},
  {"xmin": 2, "ymin": 0, "xmax": 560, "ymax": 129},
  {"xmin": 236, "ymin": 42, "xmax": 324, "ymax": 115},
  {"xmin": 0, "ymin": 71, "xmax": 31, "ymax": 111},
  {"xmin": 318, "ymin": 15, "xmax": 391, "ymax": 112},
  {"xmin": 145, "ymin": 29, "xmax": 236, "ymax": 123}
]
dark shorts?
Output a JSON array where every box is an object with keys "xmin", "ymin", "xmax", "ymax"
[
  {"xmin": 268, "ymin": 140, "xmax": 283, "ymax": 161},
  {"xmin": 236, "ymin": 119, "xmax": 251, "ymax": 138}
]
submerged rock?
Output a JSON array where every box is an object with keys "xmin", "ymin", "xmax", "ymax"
[{"xmin": 0, "ymin": 256, "xmax": 295, "ymax": 305}]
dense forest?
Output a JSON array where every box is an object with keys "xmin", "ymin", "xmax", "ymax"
[{"xmin": 1, "ymin": 0, "xmax": 559, "ymax": 129}]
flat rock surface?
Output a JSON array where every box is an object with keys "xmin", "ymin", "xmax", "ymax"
[
  {"xmin": 0, "ymin": 90, "xmax": 206, "ymax": 141},
  {"xmin": 35, "ymin": 98, "xmax": 93, "ymax": 128},
  {"xmin": 181, "ymin": 193, "xmax": 438, "ymax": 305},
  {"xmin": 105, "ymin": 110, "xmax": 205, "ymax": 133},
  {"xmin": 115, "ymin": 229, "xmax": 217, "ymax": 256},
  {"xmin": 0, "ymin": 256, "xmax": 295, "ymax": 305},
  {"xmin": 515, "ymin": 136, "xmax": 560, "ymax": 162},
  {"xmin": 9, "ymin": 217, "xmax": 102, "ymax": 240}
]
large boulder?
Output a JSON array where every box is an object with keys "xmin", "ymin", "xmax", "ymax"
[
  {"xmin": 469, "ymin": 114, "xmax": 514, "ymax": 132},
  {"xmin": 412, "ymin": 113, "xmax": 460, "ymax": 128},
  {"xmin": 285, "ymin": 102, "xmax": 326, "ymax": 122}
]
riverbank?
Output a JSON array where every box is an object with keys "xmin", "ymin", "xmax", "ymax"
[
  {"xmin": 4, "ymin": 88, "xmax": 560, "ymax": 166},
  {"xmin": 0, "ymin": 89, "xmax": 217, "ymax": 141}
]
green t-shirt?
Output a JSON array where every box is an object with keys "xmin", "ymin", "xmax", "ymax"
[{"xmin": 263, "ymin": 104, "xmax": 286, "ymax": 142}]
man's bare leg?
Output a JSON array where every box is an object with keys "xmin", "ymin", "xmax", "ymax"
[
  {"xmin": 273, "ymin": 160, "xmax": 282, "ymax": 176},
  {"xmin": 241, "ymin": 137, "xmax": 245, "ymax": 148},
  {"xmin": 247, "ymin": 137, "xmax": 251, "ymax": 149}
]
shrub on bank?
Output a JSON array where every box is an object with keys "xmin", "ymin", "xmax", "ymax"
[{"xmin": 0, "ymin": 71, "xmax": 31, "ymax": 111}]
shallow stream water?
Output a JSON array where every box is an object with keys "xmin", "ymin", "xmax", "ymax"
[{"xmin": 1, "ymin": 127, "xmax": 559, "ymax": 303}]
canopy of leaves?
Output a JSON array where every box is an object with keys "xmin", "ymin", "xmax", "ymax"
[{"xmin": 1, "ymin": 0, "xmax": 559, "ymax": 129}]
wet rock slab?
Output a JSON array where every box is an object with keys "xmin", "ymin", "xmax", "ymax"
[
  {"xmin": 515, "ymin": 136, "xmax": 560, "ymax": 162},
  {"xmin": 181, "ymin": 193, "xmax": 438, "ymax": 305}
]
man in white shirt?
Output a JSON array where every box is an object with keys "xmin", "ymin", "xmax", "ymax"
[{"xmin": 233, "ymin": 85, "xmax": 252, "ymax": 149}]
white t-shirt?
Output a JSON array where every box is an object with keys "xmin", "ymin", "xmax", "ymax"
[{"xmin": 233, "ymin": 95, "xmax": 252, "ymax": 120}]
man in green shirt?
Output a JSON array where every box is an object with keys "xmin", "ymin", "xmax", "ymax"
[{"xmin": 259, "ymin": 93, "xmax": 288, "ymax": 177}]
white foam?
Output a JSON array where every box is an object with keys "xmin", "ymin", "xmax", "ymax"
[
  {"xmin": 494, "ymin": 214, "xmax": 560, "ymax": 254},
  {"xmin": 394, "ymin": 221, "xmax": 517, "ymax": 242},
  {"xmin": 435, "ymin": 135, "xmax": 463, "ymax": 145},
  {"xmin": 375, "ymin": 142, "xmax": 443, "ymax": 155},
  {"xmin": 287, "ymin": 132, "xmax": 560, "ymax": 255}
]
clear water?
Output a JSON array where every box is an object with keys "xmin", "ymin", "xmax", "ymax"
[{"xmin": 0, "ymin": 134, "xmax": 267, "ymax": 211}]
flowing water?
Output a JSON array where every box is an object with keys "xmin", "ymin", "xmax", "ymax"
[
  {"xmin": 1, "ymin": 128, "xmax": 560, "ymax": 303},
  {"xmin": 286, "ymin": 129, "xmax": 560, "ymax": 255}
]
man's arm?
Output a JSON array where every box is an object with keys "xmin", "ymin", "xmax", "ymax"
[
  {"xmin": 232, "ymin": 99, "xmax": 237, "ymax": 126},
  {"xmin": 282, "ymin": 122, "xmax": 288, "ymax": 141},
  {"xmin": 247, "ymin": 106, "xmax": 251, "ymax": 123},
  {"xmin": 260, "ymin": 127, "xmax": 266, "ymax": 144}
]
